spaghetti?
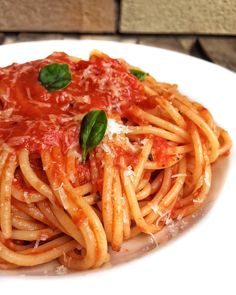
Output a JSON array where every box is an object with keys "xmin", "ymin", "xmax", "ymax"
[{"xmin": 0, "ymin": 50, "xmax": 232, "ymax": 271}]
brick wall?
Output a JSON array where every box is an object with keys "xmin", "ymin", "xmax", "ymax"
[
  {"xmin": 0, "ymin": 0, "xmax": 236, "ymax": 34},
  {"xmin": 0, "ymin": 0, "xmax": 116, "ymax": 32},
  {"xmin": 121, "ymin": 0, "xmax": 236, "ymax": 34}
]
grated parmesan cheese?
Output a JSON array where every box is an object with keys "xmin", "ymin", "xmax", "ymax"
[
  {"xmin": 23, "ymin": 192, "xmax": 31, "ymax": 204},
  {"xmin": 110, "ymin": 84, "xmax": 120, "ymax": 97},
  {"xmin": 49, "ymin": 114, "xmax": 57, "ymax": 123},
  {"xmin": 193, "ymin": 198, "xmax": 203, "ymax": 204},
  {"xmin": 0, "ymin": 87, "xmax": 10, "ymax": 102},
  {"xmin": 204, "ymin": 169, "xmax": 211, "ymax": 188},
  {"xmin": 124, "ymin": 165, "xmax": 135, "ymax": 182},
  {"xmin": 29, "ymin": 100, "xmax": 51, "ymax": 108},
  {"xmin": 171, "ymin": 173, "xmax": 187, "ymax": 178},
  {"xmin": 26, "ymin": 87, "xmax": 33, "ymax": 100},
  {"xmin": 82, "ymin": 65, "xmax": 93, "ymax": 78},
  {"xmin": 0, "ymin": 108, "xmax": 14, "ymax": 119},
  {"xmin": 74, "ymin": 95, "xmax": 91, "ymax": 104},
  {"xmin": 40, "ymin": 234, "xmax": 49, "ymax": 241},
  {"xmin": 55, "ymin": 265, "xmax": 68, "ymax": 275},
  {"xmin": 165, "ymin": 214, "xmax": 173, "ymax": 225},
  {"xmin": 81, "ymin": 95, "xmax": 91, "ymax": 104},
  {"xmin": 73, "ymin": 150, "xmax": 82, "ymax": 163},
  {"xmin": 100, "ymin": 143, "xmax": 114, "ymax": 157},
  {"xmin": 140, "ymin": 138, "xmax": 149, "ymax": 146},
  {"xmin": 124, "ymin": 165, "xmax": 134, "ymax": 177},
  {"xmin": 155, "ymin": 210, "xmax": 170, "ymax": 226},
  {"xmin": 147, "ymin": 232, "xmax": 159, "ymax": 247},
  {"xmin": 7, "ymin": 136, "xmax": 30, "ymax": 146},
  {"xmin": 150, "ymin": 203, "xmax": 160, "ymax": 214},
  {"xmin": 33, "ymin": 240, "xmax": 40, "ymax": 249},
  {"xmin": 54, "ymin": 183, "xmax": 69, "ymax": 210},
  {"xmin": 167, "ymin": 223, "xmax": 179, "ymax": 238},
  {"xmin": 106, "ymin": 119, "xmax": 130, "ymax": 140}
]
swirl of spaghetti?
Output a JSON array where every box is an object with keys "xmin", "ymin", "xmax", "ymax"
[{"xmin": 0, "ymin": 50, "xmax": 232, "ymax": 271}]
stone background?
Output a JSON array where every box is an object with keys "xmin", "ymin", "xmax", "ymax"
[
  {"xmin": 0, "ymin": 0, "xmax": 235, "ymax": 71},
  {"xmin": 121, "ymin": 0, "xmax": 236, "ymax": 34},
  {"xmin": 0, "ymin": 0, "xmax": 236, "ymax": 34}
]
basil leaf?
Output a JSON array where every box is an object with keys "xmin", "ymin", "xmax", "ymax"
[
  {"xmin": 80, "ymin": 110, "xmax": 107, "ymax": 161},
  {"xmin": 38, "ymin": 63, "xmax": 71, "ymax": 91},
  {"xmin": 129, "ymin": 69, "xmax": 148, "ymax": 81}
]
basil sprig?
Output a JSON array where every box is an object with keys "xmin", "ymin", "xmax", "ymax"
[
  {"xmin": 38, "ymin": 63, "xmax": 72, "ymax": 91},
  {"xmin": 80, "ymin": 110, "xmax": 107, "ymax": 161},
  {"xmin": 129, "ymin": 69, "xmax": 148, "ymax": 81}
]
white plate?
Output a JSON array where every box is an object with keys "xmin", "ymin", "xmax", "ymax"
[{"xmin": 0, "ymin": 40, "xmax": 235, "ymax": 294}]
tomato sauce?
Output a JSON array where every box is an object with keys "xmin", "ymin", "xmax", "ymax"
[
  {"xmin": 0, "ymin": 52, "xmax": 148, "ymax": 154},
  {"xmin": 148, "ymin": 134, "xmax": 170, "ymax": 165},
  {"xmin": 113, "ymin": 145, "xmax": 139, "ymax": 167},
  {"xmin": 76, "ymin": 163, "xmax": 91, "ymax": 185},
  {"xmin": 0, "ymin": 52, "xmax": 172, "ymax": 188}
]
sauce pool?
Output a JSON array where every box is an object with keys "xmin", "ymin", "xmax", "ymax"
[{"xmin": 0, "ymin": 52, "xmax": 148, "ymax": 153}]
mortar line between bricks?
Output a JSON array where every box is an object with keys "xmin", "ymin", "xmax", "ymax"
[
  {"xmin": 115, "ymin": 0, "xmax": 121, "ymax": 34},
  {"xmin": 1, "ymin": 31, "xmax": 236, "ymax": 38}
]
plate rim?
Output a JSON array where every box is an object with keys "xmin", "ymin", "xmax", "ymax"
[
  {"xmin": 0, "ymin": 39, "xmax": 235, "ymax": 76},
  {"xmin": 0, "ymin": 39, "xmax": 235, "ymax": 294}
]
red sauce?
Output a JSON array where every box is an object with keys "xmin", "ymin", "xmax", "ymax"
[
  {"xmin": 0, "ymin": 52, "xmax": 148, "ymax": 153},
  {"xmin": 113, "ymin": 145, "xmax": 139, "ymax": 167},
  {"xmin": 0, "ymin": 52, "xmax": 172, "ymax": 190},
  {"xmin": 148, "ymin": 134, "xmax": 170, "ymax": 165},
  {"xmin": 77, "ymin": 163, "xmax": 91, "ymax": 185}
]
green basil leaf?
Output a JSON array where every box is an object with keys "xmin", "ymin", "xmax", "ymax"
[
  {"xmin": 80, "ymin": 110, "xmax": 107, "ymax": 161},
  {"xmin": 38, "ymin": 63, "xmax": 72, "ymax": 91},
  {"xmin": 129, "ymin": 69, "xmax": 148, "ymax": 81}
]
